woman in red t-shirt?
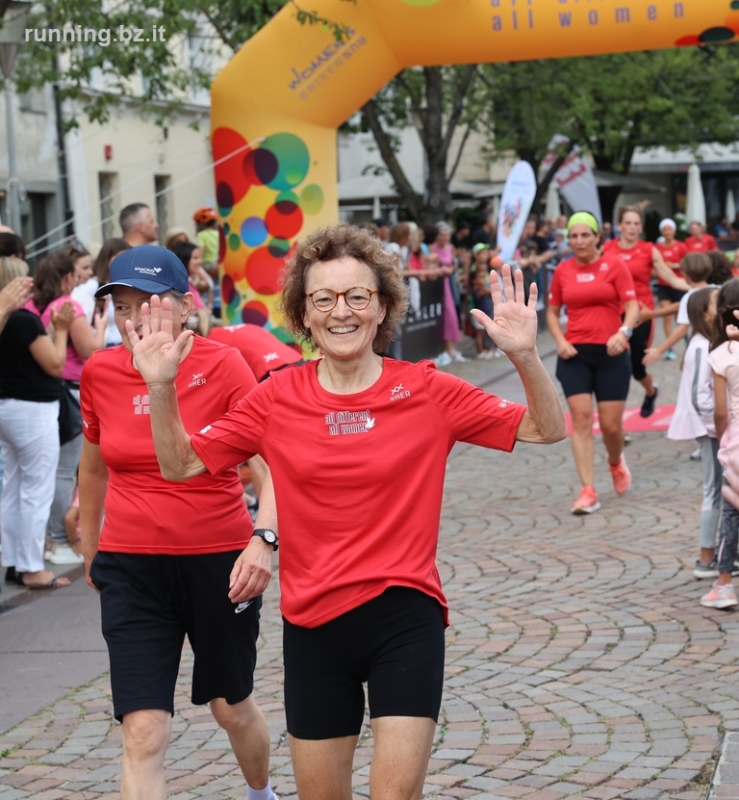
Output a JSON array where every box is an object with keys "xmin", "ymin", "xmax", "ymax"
[
  {"xmin": 685, "ymin": 221, "xmax": 719, "ymax": 254},
  {"xmin": 602, "ymin": 206, "xmax": 687, "ymax": 418},
  {"xmin": 129, "ymin": 223, "xmax": 566, "ymax": 800},
  {"xmin": 548, "ymin": 211, "xmax": 639, "ymax": 516},
  {"xmin": 655, "ymin": 218, "xmax": 688, "ymax": 357}
]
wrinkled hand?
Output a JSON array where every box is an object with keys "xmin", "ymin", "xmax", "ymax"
[
  {"xmin": 228, "ymin": 536, "xmax": 273, "ymax": 603},
  {"xmin": 127, "ymin": 294, "xmax": 193, "ymax": 386},
  {"xmin": 470, "ymin": 264, "xmax": 537, "ymax": 357},
  {"xmin": 0, "ymin": 276, "xmax": 32, "ymax": 313},
  {"xmin": 51, "ymin": 300, "xmax": 76, "ymax": 332},
  {"xmin": 642, "ymin": 347, "xmax": 660, "ymax": 367},
  {"xmin": 606, "ymin": 330, "xmax": 628, "ymax": 357},
  {"xmin": 557, "ymin": 340, "xmax": 578, "ymax": 360}
]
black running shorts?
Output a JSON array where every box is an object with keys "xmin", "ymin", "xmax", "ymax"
[
  {"xmin": 283, "ymin": 586, "xmax": 445, "ymax": 740},
  {"xmin": 91, "ymin": 550, "xmax": 261, "ymax": 721},
  {"xmin": 556, "ymin": 344, "xmax": 631, "ymax": 402}
]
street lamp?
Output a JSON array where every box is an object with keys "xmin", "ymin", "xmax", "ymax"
[{"xmin": 0, "ymin": 0, "xmax": 33, "ymax": 234}]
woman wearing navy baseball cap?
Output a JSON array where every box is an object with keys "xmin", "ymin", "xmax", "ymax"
[{"xmin": 80, "ymin": 246, "xmax": 280, "ymax": 800}]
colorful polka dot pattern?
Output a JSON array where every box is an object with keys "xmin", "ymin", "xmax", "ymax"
[{"xmin": 211, "ymin": 128, "xmax": 324, "ymax": 331}]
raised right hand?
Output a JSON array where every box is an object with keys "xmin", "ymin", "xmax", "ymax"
[
  {"xmin": 0, "ymin": 276, "xmax": 32, "ymax": 313},
  {"xmin": 127, "ymin": 294, "xmax": 193, "ymax": 386}
]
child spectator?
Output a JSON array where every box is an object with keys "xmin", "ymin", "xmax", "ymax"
[
  {"xmin": 702, "ymin": 279, "xmax": 739, "ymax": 608},
  {"xmin": 667, "ymin": 288, "xmax": 722, "ymax": 578}
]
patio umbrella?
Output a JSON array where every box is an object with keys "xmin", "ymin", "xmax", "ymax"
[
  {"xmin": 685, "ymin": 164, "xmax": 706, "ymax": 227},
  {"xmin": 727, "ymin": 189, "xmax": 736, "ymax": 223},
  {"xmin": 544, "ymin": 181, "xmax": 561, "ymax": 221}
]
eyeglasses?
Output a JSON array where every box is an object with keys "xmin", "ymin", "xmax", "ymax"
[{"xmin": 306, "ymin": 287, "xmax": 378, "ymax": 312}]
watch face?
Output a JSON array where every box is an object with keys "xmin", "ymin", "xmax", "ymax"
[{"xmin": 263, "ymin": 530, "xmax": 277, "ymax": 544}]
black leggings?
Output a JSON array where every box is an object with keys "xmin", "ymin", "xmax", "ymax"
[{"xmin": 628, "ymin": 319, "xmax": 653, "ymax": 382}]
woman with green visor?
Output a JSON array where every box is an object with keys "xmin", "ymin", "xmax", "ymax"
[{"xmin": 547, "ymin": 212, "xmax": 639, "ymax": 515}]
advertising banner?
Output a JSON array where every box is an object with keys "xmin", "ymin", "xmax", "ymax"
[
  {"xmin": 497, "ymin": 161, "xmax": 537, "ymax": 264},
  {"xmin": 543, "ymin": 135, "xmax": 602, "ymax": 224}
]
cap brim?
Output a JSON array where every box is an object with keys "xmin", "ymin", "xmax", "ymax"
[{"xmin": 95, "ymin": 278, "xmax": 182, "ymax": 299}]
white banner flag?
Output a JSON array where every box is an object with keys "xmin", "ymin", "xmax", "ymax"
[
  {"xmin": 497, "ymin": 161, "xmax": 537, "ymax": 264},
  {"xmin": 542, "ymin": 134, "xmax": 602, "ymax": 225}
]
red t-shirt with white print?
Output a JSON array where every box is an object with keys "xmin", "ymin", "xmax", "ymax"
[
  {"xmin": 190, "ymin": 359, "xmax": 527, "ymax": 628},
  {"xmin": 81, "ymin": 338, "xmax": 257, "ymax": 554}
]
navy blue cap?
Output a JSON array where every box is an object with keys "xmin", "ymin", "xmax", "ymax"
[{"xmin": 95, "ymin": 246, "xmax": 189, "ymax": 298}]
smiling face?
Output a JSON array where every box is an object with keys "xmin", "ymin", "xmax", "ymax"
[{"xmin": 303, "ymin": 257, "xmax": 386, "ymax": 364}]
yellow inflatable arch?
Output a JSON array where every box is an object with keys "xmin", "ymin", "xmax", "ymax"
[{"xmin": 210, "ymin": 0, "xmax": 738, "ymax": 337}]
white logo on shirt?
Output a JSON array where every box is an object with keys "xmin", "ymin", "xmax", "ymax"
[
  {"xmin": 133, "ymin": 394, "xmax": 150, "ymax": 415},
  {"xmin": 576, "ymin": 273, "xmax": 595, "ymax": 282},
  {"xmin": 599, "ymin": 262, "xmax": 609, "ymax": 271},
  {"xmin": 263, "ymin": 352, "xmax": 279, "ymax": 363},
  {"xmin": 324, "ymin": 409, "xmax": 374, "ymax": 436},
  {"xmin": 200, "ymin": 425, "xmax": 212, "ymax": 434},
  {"xmin": 499, "ymin": 400, "xmax": 509, "ymax": 408},
  {"xmin": 189, "ymin": 372, "xmax": 207, "ymax": 387},
  {"xmin": 390, "ymin": 383, "xmax": 411, "ymax": 401}
]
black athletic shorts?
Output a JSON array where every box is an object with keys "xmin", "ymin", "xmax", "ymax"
[
  {"xmin": 91, "ymin": 550, "xmax": 261, "ymax": 721},
  {"xmin": 628, "ymin": 319, "xmax": 654, "ymax": 382},
  {"xmin": 283, "ymin": 586, "xmax": 445, "ymax": 740},
  {"xmin": 556, "ymin": 344, "xmax": 631, "ymax": 402}
]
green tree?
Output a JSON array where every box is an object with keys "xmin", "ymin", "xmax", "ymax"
[{"xmin": 481, "ymin": 46, "xmax": 739, "ymax": 214}]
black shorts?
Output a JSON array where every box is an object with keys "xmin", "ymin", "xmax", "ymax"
[
  {"xmin": 283, "ymin": 587, "xmax": 445, "ymax": 740},
  {"xmin": 556, "ymin": 344, "xmax": 631, "ymax": 402},
  {"xmin": 656, "ymin": 285, "xmax": 686, "ymax": 304},
  {"xmin": 628, "ymin": 319, "xmax": 654, "ymax": 382},
  {"xmin": 91, "ymin": 550, "xmax": 261, "ymax": 721}
]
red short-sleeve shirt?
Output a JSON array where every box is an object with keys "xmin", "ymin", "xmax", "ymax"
[
  {"xmin": 602, "ymin": 239, "xmax": 655, "ymax": 307},
  {"xmin": 190, "ymin": 359, "xmax": 527, "ymax": 628},
  {"xmin": 685, "ymin": 234, "xmax": 718, "ymax": 253},
  {"xmin": 656, "ymin": 241, "xmax": 688, "ymax": 286},
  {"xmin": 81, "ymin": 338, "xmax": 257, "ymax": 555},
  {"xmin": 548, "ymin": 253, "xmax": 636, "ymax": 345}
]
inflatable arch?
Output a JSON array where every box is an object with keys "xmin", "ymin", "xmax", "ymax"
[{"xmin": 210, "ymin": 0, "xmax": 738, "ymax": 340}]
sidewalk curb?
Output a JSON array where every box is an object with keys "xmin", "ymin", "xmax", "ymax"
[{"xmin": 707, "ymin": 730, "xmax": 739, "ymax": 799}]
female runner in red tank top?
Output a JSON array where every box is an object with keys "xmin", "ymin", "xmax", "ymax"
[{"xmin": 602, "ymin": 206, "xmax": 687, "ymax": 417}]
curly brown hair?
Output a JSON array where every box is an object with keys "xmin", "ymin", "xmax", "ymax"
[{"xmin": 280, "ymin": 223, "xmax": 409, "ymax": 354}]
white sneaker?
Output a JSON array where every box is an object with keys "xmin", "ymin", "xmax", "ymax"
[
  {"xmin": 48, "ymin": 544, "xmax": 84, "ymax": 565},
  {"xmin": 435, "ymin": 352, "xmax": 452, "ymax": 366}
]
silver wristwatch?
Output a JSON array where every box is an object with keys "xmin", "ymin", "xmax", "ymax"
[{"xmin": 619, "ymin": 326, "xmax": 633, "ymax": 339}]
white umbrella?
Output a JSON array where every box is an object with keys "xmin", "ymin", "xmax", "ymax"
[
  {"xmin": 685, "ymin": 164, "xmax": 706, "ymax": 227},
  {"xmin": 372, "ymin": 196, "xmax": 382, "ymax": 219},
  {"xmin": 727, "ymin": 189, "xmax": 736, "ymax": 223},
  {"xmin": 544, "ymin": 181, "xmax": 561, "ymax": 221}
]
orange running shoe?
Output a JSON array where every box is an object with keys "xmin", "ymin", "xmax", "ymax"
[
  {"xmin": 572, "ymin": 486, "xmax": 601, "ymax": 515},
  {"xmin": 609, "ymin": 455, "xmax": 631, "ymax": 494}
]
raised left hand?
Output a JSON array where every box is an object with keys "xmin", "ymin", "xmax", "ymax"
[
  {"xmin": 470, "ymin": 264, "xmax": 537, "ymax": 357},
  {"xmin": 228, "ymin": 536, "xmax": 273, "ymax": 603}
]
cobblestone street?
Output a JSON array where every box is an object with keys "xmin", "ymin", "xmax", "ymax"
[{"xmin": 0, "ymin": 346, "xmax": 737, "ymax": 800}]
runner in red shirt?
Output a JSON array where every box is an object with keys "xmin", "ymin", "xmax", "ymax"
[
  {"xmin": 602, "ymin": 206, "xmax": 688, "ymax": 417},
  {"xmin": 548, "ymin": 211, "xmax": 639, "ymax": 515},
  {"xmin": 655, "ymin": 218, "xmax": 688, "ymax": 359},
  {"xmin": 208, "ymin": 322, "xmax": 304, "ymax": 382},
  {"xmin": 78, "ymin": 246, "xmax": 279, "ymax": 800},
  {"xmin": 685, "ymin": 222, "xmax": 719, "ymax": 254},
  {"xmin": 127, "ymin": 224, "xmax": 566, "ymax": 800}
]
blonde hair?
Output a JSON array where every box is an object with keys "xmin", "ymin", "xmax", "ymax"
[{"xmin": 0, "ymin": 256, "xmax": 29, "ymax": 289}]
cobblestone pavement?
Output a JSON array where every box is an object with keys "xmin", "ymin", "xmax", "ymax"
[{"xmin": 0, "ymin": 342, "xmax": 736, "ymax": 800}]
